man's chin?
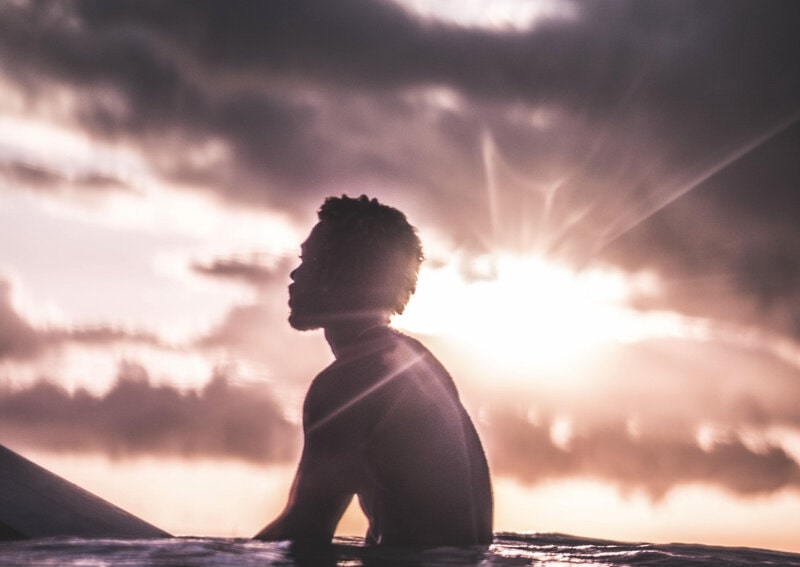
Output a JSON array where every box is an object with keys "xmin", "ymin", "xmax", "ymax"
[{"xmin": 288, "ymin": 312, "xmax": 322, "ymax": 331}]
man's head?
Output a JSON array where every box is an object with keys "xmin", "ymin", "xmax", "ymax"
[{"xmin": 288, "ymin": 195, "xmax": 424, "ymax": 331}]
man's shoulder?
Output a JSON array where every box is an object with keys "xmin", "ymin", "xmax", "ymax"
[
  {"xmin": 306, "ymin": 329, "xmax": 425, "ymax": 401},
  {"xmin": 308, "ymin": 327, "xmax": 456, "ymax": 403},
  {"xmin": 302, "ymin": 331, "xmax": 404, "ymax": 432},
  {"xmin": 305, "ymin": 332, "xmax": 391, "ymax": 398}
]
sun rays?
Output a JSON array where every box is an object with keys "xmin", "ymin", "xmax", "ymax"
[{"xmin": 399, "ymin": 109, "xmax": 800, "ymax": 380}]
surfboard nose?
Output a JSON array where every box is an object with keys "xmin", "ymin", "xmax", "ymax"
[{"xmin": 0, "ymin": 444, "xmax": 171, "ymax": 540}]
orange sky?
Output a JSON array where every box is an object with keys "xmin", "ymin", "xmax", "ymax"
[{"xmin": 2, "ymin": 0, "xmax": 800, "ymax": 554}]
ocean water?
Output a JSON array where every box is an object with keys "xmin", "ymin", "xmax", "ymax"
[{"xmin": 2, "ymin": 533, "xmax": 800, "ymax": 567}]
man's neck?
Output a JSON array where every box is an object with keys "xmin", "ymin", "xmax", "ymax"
[{"xmin": 324, "ymin": 317, "xmax": 389, "ymax": 358}]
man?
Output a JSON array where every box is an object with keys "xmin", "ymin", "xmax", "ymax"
[{"xmin": 254, "ymin": 195, "xmax": 493, "ymax": 546}]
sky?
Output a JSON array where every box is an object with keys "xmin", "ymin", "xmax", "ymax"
[{"xmin": 1, "ymin": 0, "xmax": 800, "ymax": 553}]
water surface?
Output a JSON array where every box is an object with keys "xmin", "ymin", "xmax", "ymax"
[{"xmin": 2, "ymin": 532, "xmax": 799, "ymax": 566}]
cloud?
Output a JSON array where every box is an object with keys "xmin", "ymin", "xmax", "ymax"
[
  {"xmin": 0, "ymin": 280, "xmax": 41, "ymax": 360},
  {"xmin": 0, "ymin": 361, "xmax": 299, "ymax": 463},
  {"xmin": 0, "ymin": 160, "xmax": 132, "ymax": 194},
  {"xmin": 191, "ymin": 254, "xmax": 289, "ymax": 294},
  {"xmin": 601, "ymin": 121, "xmax": 800, "ymax": 341},
  {"xmin": 2, "ymin": 0, "xmax": 798, "ymax": 345},
  {"xmin": 0, "ymin": 278, "xmax": 168, "ymax": 361},
  {"xmin": 466, "ymin": 335, "xmax": 800, "ymax": 499},
  {"xmin": 486, "ymin": 408, "xmax": 800, "ymax": 500},
  {"xmin": 9, "ymin": 329, "xmax": 799, "ymax": 498}
]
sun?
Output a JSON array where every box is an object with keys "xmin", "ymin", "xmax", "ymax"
[{"xmin": 393, "ymin": 252, "xmax": 668, "ymax": 373}]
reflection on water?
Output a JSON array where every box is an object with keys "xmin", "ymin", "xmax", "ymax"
[{"xmin": 2, "ymin": 533, "xmax": 800, "ymax": 567}]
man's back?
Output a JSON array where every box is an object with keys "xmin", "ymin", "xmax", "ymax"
[{"xmin": 304, "ymin": 327, "xmax": 493, "ymax": 546}]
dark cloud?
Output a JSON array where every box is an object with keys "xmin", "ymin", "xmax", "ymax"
[
  {"xmin": 0, "ymin": 279, "xmax": 167, "ymax": 361},
  {"xmin": 599, "ymin": 118, "xmax": 800, "ymax": 340},
  {"xmin": 67, "ymin": 0, "xmax": 798, "ymax": 120},
  {"xmin": 0, "ymin": 160, "xmax": 132, "ymax": 194},
  {"xmin": 191, "ymin": 254, "xmax": 289, "ymax": 294},
  {"xmin": 1, "ymin": 2, "xmax": 795, "ymax": 212},
  {"xmin": 0, "ymin": 362, "xmax": 298, "ymax": 462},
  {"xmin": 0, "ymin": 161, "xmax": 62, "ymax": 188},
  {"xmin": 486, "ymin": 408, "xmax": 800, "ymax": 500}
]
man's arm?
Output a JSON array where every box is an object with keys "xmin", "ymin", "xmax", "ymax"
[
  {"xmin": 253, "ymin": 444, "xmax": 354, "ymax": 543},
  {"xmin": 253, "ymin": 375, "xmax": 359, "ymax": 544}
]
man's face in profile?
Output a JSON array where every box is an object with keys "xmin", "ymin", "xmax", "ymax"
[{"xmin": 288, "ymin": 222, "xmax": 336, "ymax": 331}]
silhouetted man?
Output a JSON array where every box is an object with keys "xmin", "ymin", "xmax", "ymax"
[{"xmin": 254, "ymin": 195, "xmax": 493, "ymax": 547}]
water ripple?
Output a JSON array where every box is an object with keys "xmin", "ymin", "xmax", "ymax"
[{"xmin": 1, "ymin": 533, "xmax": 799, "ymax": 567}]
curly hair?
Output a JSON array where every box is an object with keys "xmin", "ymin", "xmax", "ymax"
[{"xmin": 315, "ymin": 195, "xmax": 423, "ymax": 315}]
